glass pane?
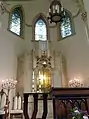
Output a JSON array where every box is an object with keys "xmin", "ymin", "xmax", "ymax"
[
  {"xmin": 37, "ymin": 69, "xmax": 51, "ymax": 93},
  {"xmin": 10, "ymin": 8, "xmax": 21, "ymax": 36},
  {"xmin": 35, "ymin": 19, "xmax": 47, "ymax": 41},
  {"xmin": 61, "ymin": 17, "xmax": 72, "ymax": 38}
]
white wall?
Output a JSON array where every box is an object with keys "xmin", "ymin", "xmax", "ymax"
[
  {"xmin": 0, "ymin": 16, "xmax": 17, "ymax": 81},
  {"xmin": 1, "ymin": 0, "xmax": 89, "ymax": 94},
  {"xmin": 0, "ymin": 1, "xmax": 27, "ymax": 83},
  {"xmin": 58, "ymin": 0, "xmax": 89, "ymax": 85}
]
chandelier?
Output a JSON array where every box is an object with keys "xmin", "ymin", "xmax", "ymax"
[
  {"xmin": 47, "ymin": 0, "xmax": 65, "ymax": 24},
  {"xmin": 1, "ymin": 78, "xmax": 17, "ymax": 119},
  {"xmin": 68, "ymin": 78, "xmax": 83, "ymax": 88}
]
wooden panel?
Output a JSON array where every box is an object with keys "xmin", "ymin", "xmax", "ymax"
[
  {"xmin": 51, "ymin": 88, "xmax": 89, "ymax": 119},
  {"xmin": 51, "ymin": 88, "xmax": 89, "ymax": 96}
]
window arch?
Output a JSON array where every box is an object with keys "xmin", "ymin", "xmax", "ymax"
[
  {"xmin": 60, "ymin": 10, "xmax": 75, "ymax": 39},
  {"xmin": 33, "ymin": 13, "xmax": 49, "ymax": 41},
  {"xmin": 9, "ymin": 5, "xmax": 24, "ymax": 37}
]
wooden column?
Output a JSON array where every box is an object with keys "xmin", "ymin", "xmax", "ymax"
[
  {"xmin": 42, "ymin": 94, "xmax": 48, "ymax": 119},
  {"xmin": 24, "ymin": 93, "xmax": 29, "ymax": 119},
  {"xmin": 53, "ymin": 98, "xmax": 56, "ymax": 119},
  {"xmin": 31, "ymin": 93, "xmax": 38, "ymax": 119}
]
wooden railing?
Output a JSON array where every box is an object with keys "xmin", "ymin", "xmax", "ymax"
[
  {"xmin": 42, "ymin": 94, "xmax": 48, "ymax": 119},
  {"xmin": 31, "ymin": 93, "xmax": 38, "ymax": 119},
  {"xmin": 23, "ymin": 88, "xmax": 89, "ymax": 119},
  {"xmin": 23, "ymin": 93, "xmax": 49, "ymax": 119}
]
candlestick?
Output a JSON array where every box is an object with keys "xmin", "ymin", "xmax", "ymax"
[{"xmin": 1, "ymin": 78, "xmax": 17, "ymax": 119}]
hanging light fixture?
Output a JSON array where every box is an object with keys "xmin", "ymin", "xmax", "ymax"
[{"xmin": 47, "ymin": 0, "xmax": 65, "ymax": 24}]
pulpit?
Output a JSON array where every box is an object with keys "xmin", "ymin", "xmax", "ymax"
[{"xmin": 51, "ymin": 88, "xmax": 89, "ymax": 119}]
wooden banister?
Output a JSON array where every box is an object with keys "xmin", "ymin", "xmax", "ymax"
[
  {"xmin": 23, "ymin": 93, "xmax": 49, "ymax": 119},
  {"xmin": 23, "ymin": 88, "xmax": 89, "ymax": 119},
  {"xmin": 42, "ymin": 94, "xmax": 48, "ymax": 119},
  {"xmin": 23, "ymin": 93, "xmax": 29, "ymax": 119},
  {"xmin": 31, "ymin": 93, "xmax": 38, "ymax": 119}
]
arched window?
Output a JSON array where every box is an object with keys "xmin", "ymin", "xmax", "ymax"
[
  {"xmin": 9, "ymin": 6, "xmax": 24, "ymax": 37},
  {"xmin": 35, "ymin": 19, "xmax": 47, "ymax": 41},
  {"xmin": 60, "ymin": 10, "xmax": 74, "ymax": 39},
  {"xmin": 33, "ymin": 14, "xmax": 48, "ymax": 41}
]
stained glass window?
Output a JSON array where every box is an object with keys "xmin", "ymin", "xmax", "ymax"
[
  {"xmin": 9, "ymin": 7, "xmax": 23, "ymax": 36},
  {"xmin": 35, "ymin": 19, "xmax": 47, "ymax": 41},
  {"xmin": 60, "ymin": 13, "xmax": 72, "ymax": 38}
]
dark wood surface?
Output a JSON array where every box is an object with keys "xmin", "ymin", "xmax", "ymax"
[
  {"xmin": 51, "ymin": 87, "xmax": 89, "ymax": 96},
  {"xmin": 23, "ymin": 93, "xmax": 29, "ymax": 119},
  {"xmin": 31, "ymin": 93, "xmax": 38, "ymax": 119},
  {"xmin": 51, "ymin": 87, "xmax": 89, "ymax": 119},
  {"xmin": 42, "ymin": 94, "xmax": 48, "ymax": 119},
  {"xmin": 23, "ymin": 93, "xmax": 48, "ymax": 119},
  {"xmin": 23, "ymin": 88, "xmax": 89, "ymax": 119}
]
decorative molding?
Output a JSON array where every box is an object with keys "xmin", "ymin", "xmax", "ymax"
[
  {"xmin": 81, "ymin": 11, "xmax": 87, "ymax": 21},
  {"xmin": 25, "ymin": 20, "xmax": 57, "ymax": 28},
  {"xmin": 72, "ymin": 0, "xmax": 85, "ymax": 19},
  {"xmin": 25, "ymin": 22, "xmax": 57, "ymax": 28},
  {"xmin": 73, "ymin": 8, "xmax": 81, "ymax": 18},
  {"xmin": 25, "ymin": 23, "xmax": 32, "ymax": 27},
  {"xmin": 0, "ymin": 1, "xmax": 10, "ymax": 14}
]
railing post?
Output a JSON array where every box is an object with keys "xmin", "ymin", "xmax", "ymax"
[
  {"xmin": 23, "ymin": 93, "xmax": 29, "ymax": 119},
  {"xmin": 31, "ymin": 93, "xmax": 38, "ymax": 119},
  {"xmin": 42, "ymin": 93, "xmax": 48, "ymax": 119},
  {"xmin": 53, "ymin": 98, "xmax": 56, "ymax": 119}
]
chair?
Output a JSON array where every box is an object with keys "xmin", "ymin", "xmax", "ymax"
[
  {"xmin": 0, "ymin": 89, "xmax": 6, "ymax": 119},
  {"xmin": 10, "ymin": 93, "xmax": 23, "ymax": 119}
]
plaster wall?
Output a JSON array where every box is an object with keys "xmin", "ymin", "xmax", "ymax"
[{"xmin": 0, "ymin": 0, "xmax": 89, "ymax": 95}]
